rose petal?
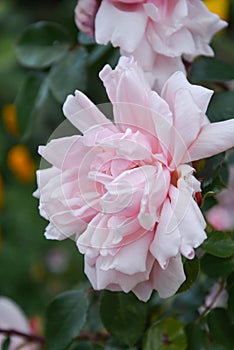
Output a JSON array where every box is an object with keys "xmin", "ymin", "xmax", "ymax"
[
  {"xmin": 152, "ymin": 254, "xmax": 186, "ymax": 298},
  {"xmin": 184, "ymin": 119, "xmax": 234, "ymax": 163},
  {"xmin": 95, "ymin": 0, "xmax": 147, "ymax": 51}
]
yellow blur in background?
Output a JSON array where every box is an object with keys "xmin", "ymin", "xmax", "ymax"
[
  {"xmin": 204, "ymin": 0, "xmax": 229, "ymax": 21},
  {"xmin": 7, "ymin": 144, "xmax": 36, "ymax": 183},
  {"xmin": 2, "ymin": 104, "xmax": 19, "ymax": 137},
  {"xmin": 2, "ymin": 104, "xmax": 36, "ymax": 183}
]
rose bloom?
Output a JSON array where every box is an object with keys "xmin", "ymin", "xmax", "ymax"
[
  {"xmin": 206, "ymin": 166, "xmax": 234, "ymax": 231},
  {"xmin": 0, "ymin": 296, "xmax": 35, "ymax": 350},
  {"xmin": 74, "ymin": 0, "xmax": 227, "ymax": 90},
  {"xmin": 35, "ymin": 57, "xmax": 234, "ymax": 301}
]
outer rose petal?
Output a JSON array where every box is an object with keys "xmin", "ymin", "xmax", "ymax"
[
  {"xmin": 152, "ymin": 254, "xmax": 186, "ymax": 298},
  {"xmin": 63, "ymin": 90, "xmax": 116, "ymax": 134},
  {"xmin": 95, "ymin": 0, "xmax": 147, "ymax": 52},
  {"xmin": 150, "ymin": 198, "xmax": 180, "ymax": 269},
  {"xmin": 100, "ymin": 56, "xmax": 151, "ymax": 105},
  {"xmin": 45, "ymin": 222, "xmax": 68, "ymax": 240},
  {"xmin": 36, "ymin": 166, "xmax": 96, "ymax": 239},
  {"xmin": 85, "ymin": 251, "xmax": 155, "ymax": 293},
  {"xmin": 169, "ymin": 185, "xmax": 207, "ymax": 259},
  {"xmin": 161, "ymin": 71, "xmax": 213, "ymax": 118},
  {"xmin": 121, "ymin": 34, "xmax": 155, "ymax": 71},
  {"xmin": 184, "ymin": 119, "xmax": 234, "ymax": 162},
  {"xmin": 133, "ymin": 254, "xmax": 186, "ymax": 300},
  {"xmin": 149, "ymin": 55, "xmax": 186, "ymax": 92},
  {"xmin": 38, "ymin": 135, "xmax": 87, "ymax": 170},
  {"xmin": 184, "ymin": 0, "xmax": 227, "ymax": 61}
]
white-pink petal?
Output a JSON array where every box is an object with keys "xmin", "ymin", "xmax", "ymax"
[
  {"xmin": 152, "ymin": 254, "xmax": 186, "ymax": 298},
  {"xmin": 95, "ymin": 0, "xmax": 147, "ymax": 52},
  {"xmin": 63, "ymin": 90, "xmax": 116, "ymax": 133},
  {"xmin": 184, "ymin": 119, "xmax": 234, "ymax": 163},
  {"xmin": 150, "ymin": 198, "xmax": 180, "ymax": 269}
]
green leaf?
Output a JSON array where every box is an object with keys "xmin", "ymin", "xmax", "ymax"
[
  {"xmin": 69, "ymin": 341, "xmax": 104, "ymax": 350},
  {"xmin": 85, "ymin": 296, "xmax": 103, "ymax": 333},
  {"xmin": 228, "ymin": 286, "xmax": 234, "ymax": 320},
  {"xmin": 45, "ymin": 289, "xmax": 89, "ymax": 350},
  {"xmin": 143, "ymin": 318, "xmax": 187, "ymax": 350},
  {"xmin": 49, "ymin": 47, "xmax": 88, "ymax": 103},
  {"xmin": 104, "ymin": 337, "xmax": 131, "ymax": 350},
  {"xmin": 206, "ymin": 308, "xmax": 234, "ymax": 349},
  {"xmin": 15, "ymin": 72, "xmax": 64, "ymax": 146},
  {"xmin": 2, "ymin": 336, "xmax": 11, "ymax": 350},
  {"xmin": 177, "ymin": 256, "xmax": 200, "ymax": 294},
  {"xmin": 227, "ymin": 271, "xmax": 234, "ymax": 291},
  {"xmin": 185, "ymin": 323, "xmax": 207, "ymax": 350},
  {"xmin": 207, "ymin": 91, "xmax": 234, "ymax": 123},
  {"xmin": 202, "ymin": 231, "xmax": 234, "ymax": 258},
  {"xmin": 201, "ymin": 254, "xmax": 234, "ymax": 278},
  {"xmin": 16, "ymin": 21, "xmax": 71, "ymax": 69},
  {"xmin": 100, "ymin": 291, "xmax": 147, "ymax": 346},
  {"xmin": 87, "ymin": 44, "xmax": 119, "ymax": 67},
  {"xmin": 190, "ymin": 58, "xmax": 234, "ymax": 83},
  {"xmin": 15, "ymin": 71, "xmax": 45, "ymax": 138},
  {"xmin": 197, "ymin": 153, "xmax": 226, "ymax": 191}
]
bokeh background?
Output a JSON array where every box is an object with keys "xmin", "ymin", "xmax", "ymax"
[{"xmin": 0, "ymin": 0, "xmax": 234, "ymax": 324}]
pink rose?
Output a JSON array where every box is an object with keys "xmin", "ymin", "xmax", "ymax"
[
  {"xmin": 35, "ymin": 57, "xmax": 234, "ymax": 301},
  {"xmin": 0, "ymin": 296, "xmax": 36, "ymax": 350},
  {"xmin": 75, "ymin": 0, "xmax": 227, "ymax": 90},
  {"xmin": 206, "ymin": 166, "xmax": 234, "ymax": 231}
]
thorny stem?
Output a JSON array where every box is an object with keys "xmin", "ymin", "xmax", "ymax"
[
  {"xmin": 196, "ymin": 278, "xmax": 226, "ymax": 324},
  {"xmin": 0, "ymin": 328, "xmax": 45, "ymax": 344}
]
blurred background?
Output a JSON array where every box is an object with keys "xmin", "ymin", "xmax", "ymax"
[
  {"xmin": 0, "ymin": 0, "xmax": 234, "ymax": 323},
  {"xmin": 0, "ymin": 0, "xmax": 87, "ymax": 319}
]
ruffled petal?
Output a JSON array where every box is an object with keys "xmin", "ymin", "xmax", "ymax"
[
  {"xmin": 100, "ymin": 57, "xmax": 172, "ymax": 142},
  {"xmin": 63, "ymin": 90, "xmax": 116, "ymax": 133},
  {"xmin": 38, "ymin": 135, "xmax": 88, "ymax": 170},
  {"xmin": 99, "ymin": 232, "xmax": 153, "ymax": 275},
  {"xmin": 85, "ymin": 252, "xmax": 154, "ymax": 292},
  {"xmin": 150, "ymin": 198, "xmax": 180, "ymax": 269},
  {"xmin": 184, "ymin": 119, "xmax": 234, "ymax": 163},
  {"xmin": 161, "ymin": 71, "xmax": 213, "ymax": 116},
  {"xmin": 184, "ymin": 0, "xmax": 227, "ymax": 61},
  {"xmin": 149, "ymin": 55, "xmax": 186, "ymax": 92},
  {"xmin": 152, "ymin": 254, "xmax": 186, "ymax": 298},
  {"xmin": 169, "ymin": 185, "xmax": 207, "ymax": 259},
  {"xmin": 95, "ymin": 0, "xmax": 147, "ymax": 52}
]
